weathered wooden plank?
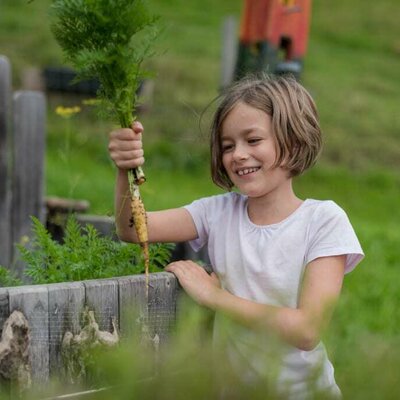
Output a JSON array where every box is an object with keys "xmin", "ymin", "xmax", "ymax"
[
  {"xmin": 47, "ymin": 282, "xmax": 85, "ymax": 377},
  {"xmin": 0, "ymin": 56, "xmax": 12, "ymax": 268},
  {"xmin": 11, "ymin": 91, "xmax": 46, "ymax": 275},
  {"xmin": 220, "ymin": 16, "xmax": 238, "ymax": 89},
  {"xmin": 147, "ymin": 272, "xmax": 180, "ymax": 344},
  {"xmin": 0, "ymin": 288, "xmax": 9, "ymax": 336},
  {"xmin": 8, "ymin": 285, "xmax": 49, "ymax": 383},
  {"xmin": 83, "ymin": 279, "xmax": 118, "ymax": 332},
  {"xmin": 117, "ymin": 274, "xmax": 147, "ymax": 339}
]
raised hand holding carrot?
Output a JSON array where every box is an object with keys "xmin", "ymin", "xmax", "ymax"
[{"xmin": 108, "ymin": 122, "xmax": 145, "ymax": 171}]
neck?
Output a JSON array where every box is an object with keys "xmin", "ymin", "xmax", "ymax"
[{"xmin": 247, "ymin": 181, "xmax": 303, "ymax": 226}]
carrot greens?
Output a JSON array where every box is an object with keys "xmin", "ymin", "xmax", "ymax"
[{"xmin": 50, "ymin": 0, "xmax": 158, "ymax": 286}]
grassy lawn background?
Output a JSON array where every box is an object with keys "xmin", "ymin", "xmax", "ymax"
[{"xmin": 1, "ymin": 0, "xmax": 400, "ymax": 396}]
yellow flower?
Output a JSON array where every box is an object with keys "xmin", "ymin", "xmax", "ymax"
[
  {"xmin": 82, "ymin": 98, "xmax": 100, "ymax": 106},
  {"xmin": 55, "ymin": 105, "xmax": 81, "ymax": 118},
  {"xmin": 19, "ymin": 235, "xmax": 30, "ymax": 245}
]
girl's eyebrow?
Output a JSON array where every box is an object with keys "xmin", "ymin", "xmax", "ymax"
[{"xmin": 221, "ymin": 127, "xmax": 261, "ymax": 141}]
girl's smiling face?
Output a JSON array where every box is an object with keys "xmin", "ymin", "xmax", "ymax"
[{"xmin": 221, "ymin": 101, "xmax": 291, "ymax": 199}]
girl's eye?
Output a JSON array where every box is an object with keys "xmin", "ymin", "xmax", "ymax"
[
  {"xmin": 248, "ymin": 138, "xmax": 261, "ymax": 145},
  {"xmin": 222, "ymin": 144, "xmax": 234, "ymax": 152}
]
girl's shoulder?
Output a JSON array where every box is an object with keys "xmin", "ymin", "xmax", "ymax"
[
  {"xmin": 303, "ymin": 199, "xmax": 348, "ymax": 220},
  {"xmin": 184, "ymin": 192, "xmax": 246, "ymax": 224},
  {"xmin": 187, "ymin": 191, "xmax": 246, "ymax": 210},
  {"xmin": 302, "ymin": 199, "xmax": 357, "ymax": 241}
]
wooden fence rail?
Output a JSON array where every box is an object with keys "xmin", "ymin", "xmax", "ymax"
[
  {"xmin": 0, "ymin": 55, "xmax": 12, "ymax": 269},
  {"xmin": 0, "ymin": 272, "xmax": 180, "ymax": 385}
]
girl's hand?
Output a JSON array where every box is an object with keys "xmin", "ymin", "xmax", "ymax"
[
  {"xmin": 166, "ymin": 260, "xmax": 221, "ymax": 307},
  {"xmin": 108, "ymin": 121, "xmax": 144, "ymax": 170}
]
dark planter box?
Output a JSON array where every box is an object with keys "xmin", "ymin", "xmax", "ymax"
[{"xmin": 43, "ymin": 66, "xmax": 100, "ymax": 95}]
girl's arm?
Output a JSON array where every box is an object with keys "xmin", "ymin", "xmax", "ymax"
[
  {"xmin": 110, "ymin": 123, "xmax": 198, "ymax": 244},
  {"xmin": 166, "ymin": 255, "xmax": 345, "ymax": 351}
]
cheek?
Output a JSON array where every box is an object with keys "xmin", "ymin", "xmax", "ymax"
[
  {"xmin": 221, "ymin": 156, "xmax": 235, "ymax": 180},
  {"xmin": 259, "ymin": 144, "xmax": 278, "ymax": 167},
  {"xmin": 221, "ymin": 153, "xmax": 230, "ymax": 170}
]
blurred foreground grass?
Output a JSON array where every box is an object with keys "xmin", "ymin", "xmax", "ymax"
[
  {"xmin": 9, "ymin": 301, "xmax": 400, "ymax": 400},
  {"xmin": 1, "ymin": 0, "xmax": 400, "ymax": 397}
]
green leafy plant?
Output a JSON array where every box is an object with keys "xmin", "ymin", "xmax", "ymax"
[
  {"xmin": 50, "ymin": 0, "xmax": 160, "ymax": 281},
  {"xmin": 14, "ymin": 216, "xmax": 173, "ymax": 285},
  {"xmin": 50, "ymin": 0, "xmax": 157, "ymax": 128},
  {"xmin": 0, "ymin": 266, "xmax": 23, "ymax": 287}
]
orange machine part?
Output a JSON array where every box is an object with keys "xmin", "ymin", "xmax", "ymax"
[{"xmin": 239, "ymin": 0, "xmax": 311, "ymax": 59}]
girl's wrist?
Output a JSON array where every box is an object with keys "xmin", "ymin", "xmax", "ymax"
[
  {"xmin": 117, "ymin": 168, "xmax": 130, "ymax": 182},
  {"xmin": 117, "ymin": 167, "xmax": 128, "ymax": 174},
  {"xmin": 206, "ymin": 286, "xmax": 225, "ymax": 310}
]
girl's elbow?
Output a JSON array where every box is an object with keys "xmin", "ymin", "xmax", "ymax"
[
  {"xmin": 116, "ymin": 231, "xmax": 130, "ymax": 243},
  {"xmin": 297, "ymin": 338, "xmax": 319, "ymax": 352},
  {"xmin": 116, "ymin": 227, "xmax": 137, "ymax": 243},
  {"xmin": 296, "ymin": 329, "xmax": 320, "ymax": 351}
]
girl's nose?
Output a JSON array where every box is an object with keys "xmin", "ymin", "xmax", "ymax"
[{"xmin": 232, "ymin": 144, "xmax": 249, "ymax": 161}]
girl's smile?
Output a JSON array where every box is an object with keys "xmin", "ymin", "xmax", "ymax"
[{"xmin": 236, "ymin": 166, "xmax": 261, "ymax": 176}]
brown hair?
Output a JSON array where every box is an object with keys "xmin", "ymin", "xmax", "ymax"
[{"xmin": 210, "ymin": 74, "xmax": 322, "ymax": 190}]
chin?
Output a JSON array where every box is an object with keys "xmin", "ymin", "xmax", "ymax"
[{"xmin": 238, "ymin": 187, "xmax": 263, "ymax": 198}]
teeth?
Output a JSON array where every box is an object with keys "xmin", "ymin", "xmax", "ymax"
[{"xmin": 237, "ymin": 167, "xmax": 259, "ymax": 176}]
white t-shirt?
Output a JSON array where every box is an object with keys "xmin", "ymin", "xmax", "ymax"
[{"xmin": 184, "ymin": 192, "xmax": 364, "ymax": 398}]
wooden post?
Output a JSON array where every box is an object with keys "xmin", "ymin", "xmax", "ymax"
[
  {"xmin": 11, "ymin": 91, "xmax": 46, "ymax": 275},
  {"xmin": 220, "ymin": 16, "xmax": 239, "ymax": 89},
  {"xmin": 0, "ymin": 56, "xmax": 12, "ymax": 268},
  {"xmin": 8, "ymin": 285, "xmax": 50, "ymax": 383}
]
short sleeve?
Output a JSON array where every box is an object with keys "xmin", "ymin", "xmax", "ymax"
[
  {"xmin": 183, "ymin": 197, "xmax": 211, "ymax": 252},
  {"xmin": 305, "ymin": 201, "xmax": 364, "ymax": 273},
  {"xmin": 183, "ymin": 193, "xmax": 237, "ymax": 253}
]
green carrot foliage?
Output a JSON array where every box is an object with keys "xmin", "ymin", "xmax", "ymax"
[
  {"xmin": 15, "ymin": 216, "xmax": 174, "ymax": 284},
  {"xmin": 50, "ymin": 0, "xmax": 158, "ymax": 127},
  {"xmin": 0, "ymin": 266, "xmax": 23, "ymax": 287}
]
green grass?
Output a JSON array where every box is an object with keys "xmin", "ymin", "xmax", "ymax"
[{"xmin": 1, "ymin": 0, "xmax": 400, "ymax": 397}]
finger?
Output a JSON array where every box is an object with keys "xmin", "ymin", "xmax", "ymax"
[
  {"xmin": 109, "ymin": 128, "xmax": 138, "ymax": 141},
  {"xmin": 108, "ymin": 146, "xmax": 144, "ymax": 162},
  {"xmin": 165, "ymin": 262, "xmax": 184, "ymax": 272},
  {"xmin": 109, "ymin": 143, "xmax": 142, "ymax": 157},
  {"xmin": 117, "ymin": 149, "xmax": 144, "ymax": 161},
  {"xmin": 114, "ymin": 157, "xmax": 145, "ymax": 170},
  {"xmin": 165, "ymin": 262, "xmax": 190, "ymax": 278},
  {"xmin": 131, "ymin": 121, "xmax": 144, "ymax": 134},
  {"xmin": 165, "ymin": 263, "xmax": 176, "ymax": 273}
]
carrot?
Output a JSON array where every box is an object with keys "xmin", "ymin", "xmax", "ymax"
[
  {"xmin": 130, "ymin": 193, "xmax": 148, "ymax": 244},
  {"xmin": 129, "ymin": 180, "xmax": 150, "ymax": 296}
]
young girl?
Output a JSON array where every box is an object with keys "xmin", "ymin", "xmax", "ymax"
[{"xmin": 108, "ymin": 74, "xmax": 364, "ymax": 398}]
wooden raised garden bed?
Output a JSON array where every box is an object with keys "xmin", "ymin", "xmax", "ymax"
[{"xmin": 0, "ymin": 272, "xmax": 180, "ymax": 387}]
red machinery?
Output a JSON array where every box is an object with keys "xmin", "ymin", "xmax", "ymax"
[{"xmin": 234, "ymin": 0, "xmax": 312, "ymax": 80}]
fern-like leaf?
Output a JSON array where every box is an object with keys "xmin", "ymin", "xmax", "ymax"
[{"xmin": 50, "ymin": 0, "xmax": 158, "ymax": 126}]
